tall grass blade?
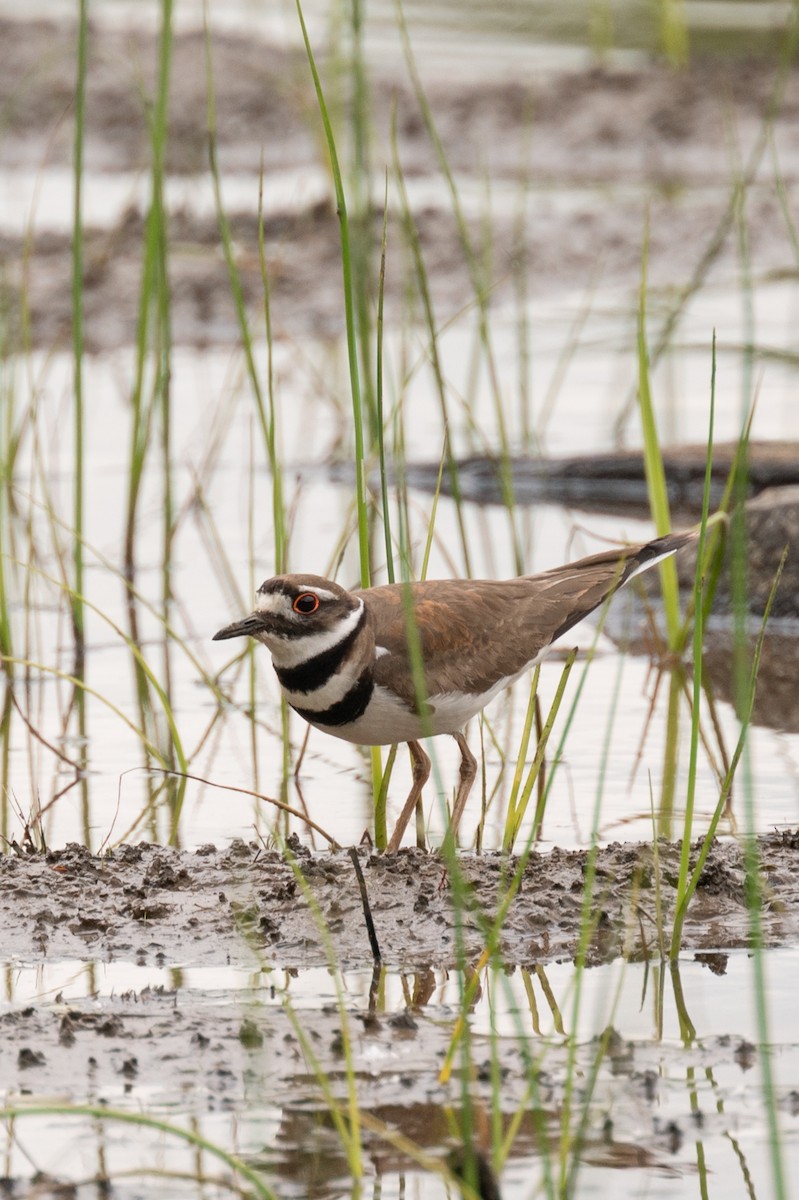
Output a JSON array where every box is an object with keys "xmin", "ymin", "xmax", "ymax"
[
  {"xmin": 669, "ymin": 334, "xmax": 716, "ymax": 957},
  {"xmin": 296, "ymin": 0, "xmax": 370, "ymax": 588},
  {"xmin": 636, "ymin": 218, "xmax": 680, "ymax": 647},
  {"xmin": 502, "ymin": 652, "xmax": 577, "ymax": 854},
  {"xmin": 71, "ymin": 0, "xmax": 89, "ymax": 843}
]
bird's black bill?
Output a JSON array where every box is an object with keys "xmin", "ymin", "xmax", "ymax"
[{"xmin": 212, "ymin": 615, "xmax": 264, "ymax": 641}]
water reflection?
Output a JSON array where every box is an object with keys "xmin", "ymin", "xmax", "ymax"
[{"xmin": 2, "ymin": 952, "xmax": 798, "ymax": 1197}]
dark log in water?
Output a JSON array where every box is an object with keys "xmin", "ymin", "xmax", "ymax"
[{"xmin": 404, "ymin": 441, "xmax": 799, "ymax": 516}]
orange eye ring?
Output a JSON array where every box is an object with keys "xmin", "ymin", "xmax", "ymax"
[{"xmin": 293, "ymin": 592, "xmax": 320, "ymax": 615}]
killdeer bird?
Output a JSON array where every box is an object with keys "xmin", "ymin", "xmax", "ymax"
[{"xmin": 214, "ymin": 530, "xmax": 695, "ymax": 851}]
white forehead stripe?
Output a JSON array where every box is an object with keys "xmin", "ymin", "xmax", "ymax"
[
  {"xmin": 267, "ymin": 598, "xmax": 365, "ymax": 669},
  {"xmin": 255, "ymin": 591, "xmax": 290, "ymax": 616}
]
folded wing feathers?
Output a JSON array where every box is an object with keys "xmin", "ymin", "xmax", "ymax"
[{"xmin": 369, "ymin": 530, "xmax": 696, "ymax": 704}]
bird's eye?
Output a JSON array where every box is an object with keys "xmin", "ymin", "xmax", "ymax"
[{"xmin": 293, "ymin": 593, "xmax": 319, "ymax": 615}]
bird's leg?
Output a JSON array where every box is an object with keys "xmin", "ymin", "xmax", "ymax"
[
  {"xmin": 386, "ymin": 739, "xmax": 430, "ymax": 854},
  {"xmin": 448, "ymin": 731, "xmax": 478, "ymax": 845}
]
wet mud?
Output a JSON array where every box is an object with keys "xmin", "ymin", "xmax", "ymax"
[
  {"xmin": 3, "ymin": 835, "xmax": 797, "ymax": 1193},
  {"xmin": 2, "ymin": 20, "xmax": 798, "ymax": 352},
  {"xmin": 3, "ymin": 834, "xmax": 799, "ymax": 972}
]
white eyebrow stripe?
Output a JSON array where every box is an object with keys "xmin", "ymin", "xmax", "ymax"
[
  {"xmin": 255, "ymin": 585, "xmax": 340, "ymax": 613},
  {"xmin": 375, "ymin": 645, "xmax": 391, "ymax": 659},
  {"xmin": 290, "ymin": 584, "xmax": 340, "ymax": 601}
]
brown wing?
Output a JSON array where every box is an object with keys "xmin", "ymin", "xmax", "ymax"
[{"xmin": 363, "ymin": 532, "xmax": 693, "ymax": 704}]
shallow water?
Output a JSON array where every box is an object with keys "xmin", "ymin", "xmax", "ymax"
[
  {"xmin": 3, "ymin": 950, "xmax": 799, "ymax": 1197},
  {"xmin": 4, "ymin": 327, "xmax": 798, "ymax": 853}
]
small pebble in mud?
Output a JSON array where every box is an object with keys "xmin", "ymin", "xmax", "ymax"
[
  {"xmin": 388, "ymin": 1011, "xmax": 418, "ymax": 1033},
  {"xmin": 655, "ymin": 1119, "xmax": 683, "ymax": 1155},
  {"xmin": 59, "ymin": 1015, "xmax": 77, "ymax": 1047},
  {"xmin": 694, "ymin": 951, "xmax": 728, "ymax": 976},
  {"xmin": 735, "ymin": 1039, "xmax": 756, "ymax": 1071},
  {"xmin": 17, "ymin": 1047, "xmax": 45, "ymax": 1069}
]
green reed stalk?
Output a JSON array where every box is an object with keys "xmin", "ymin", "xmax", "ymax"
[
  {"xmin": 371, "ymin": 187, "xmax": 393, "ymax": 847},
  {"xmin": 122, "ymin": 0, "xmax": 182, "ymax": 838},
  {"xmin": 348, "ymin": 0, "xmax": 379, "ymax": 448},
  {"xmin": 503, "ymin": 667, "xmax": 540, "ymax": 836},
  {"xmin": 296, "ymin": 0, "xmax": 390, "ymax": 822},
  {"xmin": 659, "ymin": 0, "xmax": 689, "ymax": 65},
  {"xmin": 0, "ymin": 405, "xmax": 13, "ymax": 844},
  {"xmin": 669, "ymin": 337, "xmax": 715, "ymax": 958},
  {"xmin": 153, "ymin": 0, "xmax": 180, "ymax": 825},
  {"xmin": 257, "ymin": 164, "xmax": 291, "ymax": 801},
  {"xmin": 510, "ymin": 109, "xmax": 536, "ymax": 453},
  {"xmin": 637, "ymin": 222, "xmax": 684, "ymax": 839},
  {"xmin": 376, "ymin": 178, "xmax": 394, "ymax": 585},
  {"xmin": 71, "ymin": 0, "xmax": 89, "ymax": 843},
  {"xmin": 558, "ymin": 648, "xmax": 626, "ymax": 1195},
  {"xmin": 0, "ymin": 353, "xmax": 17, "ymax": 845},
  {"xmin": 672, "ymin": 555, "xmax": 785, "ymax": 939},
  {"xmin": 392, "ymin": 539, "xmax": 485, "ymax": 1173},
  {"xmin": 297, "ymin": 0, "xmax": 370, "ymax": 589},
  {"xmin": 502, "ymin": 653, "xmax": 577, "ymax": 853},
  {"xmin": 71, "ymin": 0, "xmax": 87, "ymax": 670},
  {"xmin": 152, "ymin": 0, "xmax": 175, "ymax": 626},
  {"xmin": 636, "ymin": 225, "xmax": 680, "ymax": 647},
  {"xmin": 772, "ymin": 133, "xmax": 799, "ymax": 262},
  {"xmin": 733, "ymin": 138, "xmax": 786, "ymax": 1200},
  {"xmin": 446, "ymin": 597, "xmax": 619, "ymax": 1016}
]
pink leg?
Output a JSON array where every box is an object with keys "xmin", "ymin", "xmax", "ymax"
[
  {"xmin": 448, "ymin": 731, "xmax": 478, "ymax": 845},
  {"xmin": 386, "ymin": 740, "xmax": 431, "ymax": 854}
]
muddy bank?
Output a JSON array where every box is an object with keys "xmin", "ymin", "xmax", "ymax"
[
  {"xmin": 2, "ymin": 20, "xmax": 798, "ymax": 351},
  {"xmin": 3, "ymin": 834, "xmax": 799, "ymax": 972}
]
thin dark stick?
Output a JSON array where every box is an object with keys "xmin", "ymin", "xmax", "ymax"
[{"xmin": 348, "ymin": 846, "xmax": 381, "ymax": 964}]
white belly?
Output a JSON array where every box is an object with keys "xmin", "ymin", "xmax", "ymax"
[{"xmin": 306, "ymin": 673, "xmax": 523, "ymax": 746}]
